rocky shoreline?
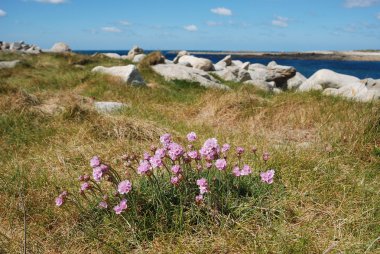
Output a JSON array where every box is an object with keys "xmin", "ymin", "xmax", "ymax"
[
  {"xmin": 1, "ymin": 42, "xmax": 379, "ymax": 103},
  {"xmin": 182, "ymin": 51, "xmax": 380, "ymax": 62}
]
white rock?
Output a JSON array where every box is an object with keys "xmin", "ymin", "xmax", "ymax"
[
  {"xmin": 241, "ymin": 62, "xmax": 250, "ymax": 70},
  {"xmin": 231, "ymin": 60, "xmax": 243, "ymax": 67},
  {"xmin": 0, "ymin": 60, "xmax": 20, "ymax": 69},
  {"xmin": 173, "ymin": 50, "xmax": 189, "ymax": 64},
  {"xmin": 50, "ymin": 42, "xmax": 71, "ymax": 53},
  {"xmin": 91, "ymin": 65, "xmax": 145, "ymax": 85},
  {"xmin": 94, "ymin": 102, "xmax": 128, "ymax": 114},
  {"xmin": 178, "ymin": 55, "xmax": 215, "ymax": 71},
  {"xmin": 214, "ymin": 66, "xmax": 251, "ymax": 83},
  {"xmin": 178, "ymin": 61, "xmax": 192, "ymax": 67},
  {"xmin": 215, "ymin": 55, "xmax": 232, "ymax": 67},
  {"xmin": 127, "ymin": 46, "xmax": 144, "ymax": 60},
  {"xmin": 248, "ymin": 63, "xmax": 267, "ymax": 70},
  {"xmin": 132, "ymin": 54, "xmax": 147, "ymax": 63},
  {"xmin": 152, "ymin": 64, "xmax": 229, "ymax": 90},
  {"xmin": 267, "ymin": 61, "xmax": 277, "ymax": 68},
  {"xmin": 299, "ymin": 69, "xmax": 360, "ymax": 92},
  {"xmin": 102, "ymin": 53, "xmax": 121, "ymax": 59},
  {"xmin": 243, "ymin": 80, "xmax": 275, "ymax": 92},
  {"xmin": 165, "ymin": 59, "xmax": 173, "ymax": 64},
  {"xmin": 287, "ymin": 72, "xmax": 307, "ymax": 90}
]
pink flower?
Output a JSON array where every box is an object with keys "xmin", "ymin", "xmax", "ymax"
[
  {"xmin": 100, "ymin": 164, "xmax": 109, "ymax": 172},
  {"xmin": 236, "ymin": 147, "xmax": 245, "ymax": 156},
  {"xmin": 160, "ymin": 133, "xmax": 172, "ymax": 147},
  {"xmin": 113, "ymin": 199, "xmax": 128, "ymax": 214},
  {"xmin": 137, "ymin": 160, "xmax": 152, "ymax": 175},
  {"xmin": 240, "ymin": 165, "xmax": 252, "ymax": 176},
  {"xmin": 168, "ymin": 142, "xmax": 184, "ymax": 161},
  {"xmin": 263, "ymin": 152, "xmax": 270, "ymax": 162},
  {"xmin": 93, "ymin": 167, "xmax": 103, "ymax": 182},
  {"xmin": 187, "ymin": 150, "xmax": 198, "ymax": 160},
  {"xmin": 170, "ymin": 176, "xmax": 181, "ymax": 186},
  {"xmin": 199, "ymin": 138, "xmax": 220, "ymax": 160},
  {"xmin": 232, "ymin": 166, "xmax": 241, "ymax": 177},
  {"xmin": 171, "ymin": 165, "xmax": 182, "ymax": 175},
  {"xmin": 55, "ymin": 191, "xmax": 67, "ymax": 207},
  {"xmin": 195, "ymin": 194, "xmax": 203, "ymax": 204},
  {"xmin": 118, "ymin": 180, "xmax": 132, "ymax": 194},
  {"xmin": 205, "ymin": 162, "xmax": 213, "ymax": 169},
  {"xmin": 143, "ymin": 152, "xmax": 151, "ymax": 161},
  {"xmin": 98, "ymin": 201, "xmax": 108, "ymax": 209},
  {"xmin": 155, "ymin": 148, "xmax": 166, "ymax": 158},
  {"xmin": 149, "ymin": 154, "xmax": 163, "ymax": 169},
  {"xmin": 260, "ymin": 169, "xmax": 275, "ymax": 184},
  {"xmin": 215, "ymin": 158, "xmax": 227, "ymax": 171},
  {"xmin": 90, "ymin": 156, "xmax": 100, "ymax": 168},
  {"xmin": 187, "ymin": 132, "xmax": 197, "ymax": 142},
  {"xmin": 196, "ymin": 178, "xmax": 209, "ymax": 194},
  {"xmin": 221, "ymin": 143, "xmax": 230, "ymax": 153},
  {"xmin": 80, "ymin": 182, "xmax": 91, "ymax": 192}
]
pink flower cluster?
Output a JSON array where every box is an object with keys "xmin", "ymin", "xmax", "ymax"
[
  {"xmin": 90, "ymin": 156, "xmax": 109, "ymax": 182},
  {"xmin": 55, "ymin": 191, "xmax": 67, "ymax": 207}
]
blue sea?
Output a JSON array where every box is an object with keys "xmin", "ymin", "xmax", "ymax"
[{"xmin": 75, "ymin": 50, "xmax": 380, "ymax": 79}]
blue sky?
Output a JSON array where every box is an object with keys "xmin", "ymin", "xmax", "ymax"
[{"xmin": 0, "ymin": 0, "xmax": 380, "ymax": 51}]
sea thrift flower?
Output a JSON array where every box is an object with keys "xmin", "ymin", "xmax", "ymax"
[
  {"xmin": 196, "ymin": 178, "xmax": 209, "ymax": 194},
  {"xmin": 80, "ymin": 182, "xmax": 91, "ymax": 192},
  {"xmin": 90, "ymin": 156, "xmax": 100, "ymax": 168},
  {"xmin": 170, "ymin": 176, "xmax": 181, "ymax": 186},
  {"xmin": 221, "ymin": 143, "xmax": 230, "ymax": 153},
  {"xmin": 240, "ymin": 165, "xmax": 252, "ymax": 176},
  {"xmin": 232, "ymin": 166, "xmax": 241, "ymax": 177},
  {"xmin": 149, "ymin": 154, "xmax": 163, "ymax": 169},
  {"xmin": 263, "ymin": 152, "xmax": 270, "ymax": 162},
  {"xmin": 168, "ymin": 142, "xmax": 184, "ymax": 161},
  {"xmin": 236, "ymin": 147, "xmax": 245, "ymax": 156},
  {"xmin": 215, "ymin": 158, "xmax": 227, "ymax": 171},
  {"xmin": 155, "ymin": 148, "xmax": 166, "ymax": 158},
  {"xmin": 195, "ymin": 194, "xmax": 204, "ymax": 204},
  {"xmin": 200, "ymin": 138, "xmax": 220, "ymax": 160},
  {"xmin": 171, "ymin": 165, "xmax": 182, "ymax": 175},
  {"xmin": 143, "ymin": 152, "xmax": 151, "ymax": 160},
  {"xmin": 98, "ymin": 201, "xmax": 108, "ymax": 209},
  {"xmin": 260, "ymin": 169, "xmax": 275, "ymax": 184},
  {"xmin": 252, "ymin": 146, "xmax": 258, "ymax": 154},
  {"xmin": 93, "ymin": 167, "xmax": 104, "ymax": 182},
  {"xmin": 55, "ymin": 191, "xmax": 68, "ymax": 207},
  {"xmin": 160, "ymin": 133, "xmax": 172, "ymax": 147},
  {"xmin": 187, "ymin": 150, "xmax": 198, "ymax": 160},
  {"xmin": 137, "ymin": 160, "xmax": 152, "ymax": 175},
  {"xmin": 118, "ymin": 180, "xmax": 132, "ymax": 194},
  {"xmin": 205, "ymin": 162, "xmax": 213, "ymax": 169},
  {"xmin": 113, "ymin": 199, "xmax": 128, "ymax": 214},
  {"xmin": 187, "ymin": 132, "xmax": 197, "ymax": 142}
]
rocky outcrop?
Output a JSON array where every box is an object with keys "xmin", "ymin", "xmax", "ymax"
[
  {"xmin": 0, "ymin": 60, "xmax": 20, "ymax": 69},
  {"xmin": 50, "ymin": 42, "xmax": 71, "ymax": 53},
  {"xmin": 287, "ymin": 72, "xmax": 306, "ymax": 90},
  {"xmin": 102, "ymin": 53, "xmax": 122, "ymax": 59},
  {"xmin": 173, "ymin": 50, "xmax": 190, "ymax": 64},
  {"xmin": 91, "ymin": 65, "xmax": 145, "ymax": 85},
  {"xmin": 214, "ymin": 66, "xmax": 251, "ymax": 83},
  {"xmin": 0, "ymin": 41, "xmax": 41, "ymax": 54},
  {"xmin": 152, "ymin": 64, "xmax": 229, "ymax": 89},
  {"xmin": 298, "ymin": 69, "xmax": 378, "ymax": 102},
  {"xmin": 178, "ymin": 55, "xmax": 215, "ymax": 71},
  {"xmin": 132, "ymin": 54, "xmax": 147, "ymax": 63},
  {"xmin": 266, "ymin": 64, "xmax": 296, "ymax": 88},
  {"xmin": 215, "ymin": 55, "xmax": 232, "ymax": 69},
  {"xmin": 126, "ymin": 46, "xmax": 144, "ymax": 60}
]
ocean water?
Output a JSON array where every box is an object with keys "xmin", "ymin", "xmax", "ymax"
[{"xmin": 75, "ymin": 50, "xmax": 380, "ymax": 79}]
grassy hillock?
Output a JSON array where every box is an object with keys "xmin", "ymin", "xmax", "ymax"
[{"xmin": 0, "ymin": 52, "xmax": 379, "ymax": 253}]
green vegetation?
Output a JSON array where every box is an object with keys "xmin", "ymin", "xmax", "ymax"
[{"xmin": 0, "ymin": 52, "xmax": 379, "ymax": 253}]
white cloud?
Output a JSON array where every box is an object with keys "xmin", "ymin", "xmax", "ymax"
[
  {"xmin": 184, "ymin": 24, "xmax": 198, "ymax": 32},
  {"xmin": 272, "ymin": 16, "xmax": 289, "ymax": 28},
  {"xmin": 101, "ymin": 27, "xmax": 122, "ymax": 33},
  {"xmin": 344, "ymin": 0, "xmax": 380, "ymax": 8},
  {"xmin": 211, "ymin": 7, "xmax": 232, "ymax": 16},
  {"xmin": 0, "ymin": 9, "xmax": 6, "ymax": 17},
  {"xmin": 120, "ymin": 20, "xmax": 131, "ymax": 26},
  {"xmin": 35, "ymin": 0, "xmax": 66, "ymax": 4}
]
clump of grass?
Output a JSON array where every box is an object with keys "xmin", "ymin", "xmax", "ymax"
[{"xmin": 138, "ymin": 51, "xmax": 165, "ymax": 68}]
